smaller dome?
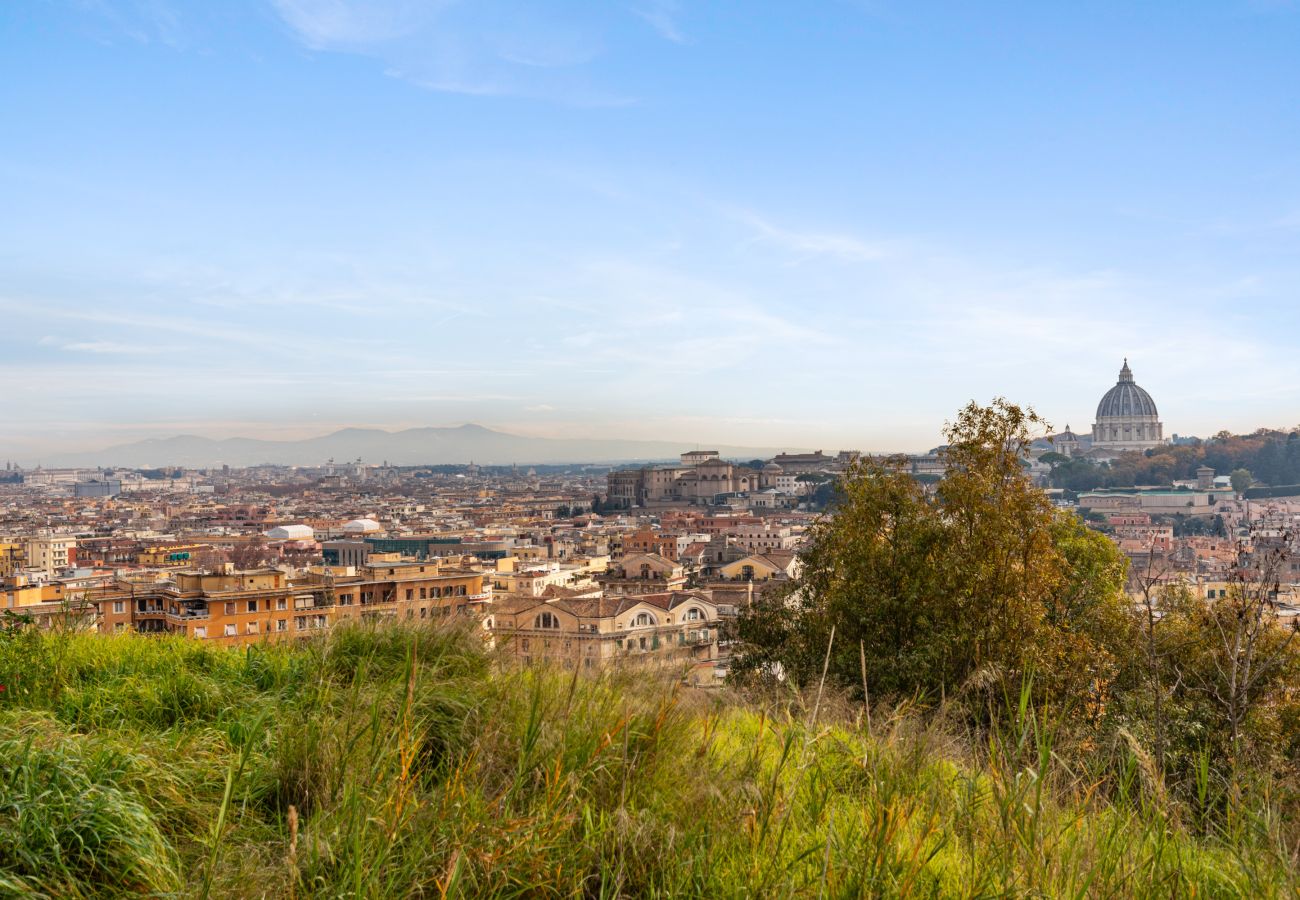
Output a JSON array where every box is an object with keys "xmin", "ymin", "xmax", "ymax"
[
  {"xmin": 763, "ymin": 462, "xmax": 783, "ymax": 472},
  {"xmin": 342, "ymin": 518, "xmax": 381, "ymax": 534}
]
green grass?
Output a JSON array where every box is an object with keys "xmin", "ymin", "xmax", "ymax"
[{"xmin": 0, "ymin": 623, "xmax": 1295, "ymax": 897}]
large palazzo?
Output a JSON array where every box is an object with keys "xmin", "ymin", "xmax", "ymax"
[{"xmin": 1091, "ymin": 359, "xmax": 1165, "ymax": 452}]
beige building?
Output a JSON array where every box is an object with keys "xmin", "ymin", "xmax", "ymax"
[
  {"xmin": 717, "ymin": 551, "xmax": 800, "ymax": 582},
  {"xmin": 596, "ymin": 552, "xmax": 688, "ymax": 594},
  {"xmin": 24, "ymin": 532, "xmax": 77, "ymax": 575},
  {"xmin": 491, "ymin": 590, "xmax": 724, "ymax": 682}
]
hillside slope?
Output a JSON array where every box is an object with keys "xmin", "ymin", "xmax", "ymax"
[{"xmin": 0, "ymin": 623, "xmax": 1293, "ymax": 897}]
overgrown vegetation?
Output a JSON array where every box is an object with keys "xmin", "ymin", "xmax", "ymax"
[{"xmin": 0, "ymin": 615, "xmax": 1297, "ymax": 896}]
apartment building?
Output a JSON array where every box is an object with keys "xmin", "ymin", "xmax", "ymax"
[
  {"xmin": 491, "ymin": 590, "xmax": 724, "ymax": 683},
  {"xmin": 87, "ymin": 560, "xmax": 491, "ymax": 644}
]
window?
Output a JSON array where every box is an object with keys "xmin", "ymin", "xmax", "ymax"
[
  {"xmin": 247, "ymin": 600, "xmax": 258, "ymax": 613},
  {"xmin": 112, "ymin": 600, "xmax": 125, "ymax": 614},
  {"xmin": 194, "ymin": 626, "xmax": 207, "ymax": 639},
  {"xmin": 406, "ymin": 589, "xmax": 414, "ymax": 601},
  {"xmin": 420, "ymin": 587, "xmax": 427, "ymax": 599},
  {"xmin": 224, "ymin": 624, "xmax": 236, "ymax": 637},
  {"xmin": 276, "ymin": 619, "xmax": 287, "ymax": 632},
  {"xmin": 114, "ymin": 622, "xmax": 125, "ymax": 633},
  {"xmin": 247, "ymin": 622, "xmax": 259, "ymax": 635},
  {"xmin": 420, "ymin": 607, "xmax": 427, "ymax": 618},
  {"xmin": 632, "ymin": 612, "xmax": 655, "ymax": 628},
  {"xmin": 277, "ymin": 598, "xmax": 287, "ymax": 610},
  {"xmin": 521, "ymin": 638, "xmax": 530, "ymax": 652},
  {"xmin": 535, "ymin": 611, "xmax": 560, "ymax": 629},
  {"xmin": 224, "ymin": 602, "xmax": 236, "ymax": 616}
]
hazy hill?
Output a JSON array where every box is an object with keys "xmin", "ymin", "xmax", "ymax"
[{"xmin": 41, "ymin": 424, "xmax": 804, "ymax": 468}]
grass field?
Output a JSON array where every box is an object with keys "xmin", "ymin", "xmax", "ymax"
[{"xmin": 0, "ymin": 621, "xmax": 1295, "ymax": 897}]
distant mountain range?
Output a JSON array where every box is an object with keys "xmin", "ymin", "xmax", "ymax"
[{"xmin": 38, "ymin": 424, "xmax": 807, "ymax": 469}]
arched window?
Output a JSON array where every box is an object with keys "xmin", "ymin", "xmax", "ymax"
[
  {"xmin": 685, "ymin": 607, "xmax": 703, "ymax": 621},
  {"xmin": 534, "ymin": 611, "xmax": 560, "ymax": 629},
  {"xmin": 632, "ymin": 612, "xmax": 655, "ymax": 628}
]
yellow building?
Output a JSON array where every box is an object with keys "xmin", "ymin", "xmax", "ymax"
[
  {"xmin": 0, "ymin": 542, "xmax": 25, "ymax": 578},
  {"xmin": 138, "ymin": 543, "xmax": 206, "ymax": 567}
]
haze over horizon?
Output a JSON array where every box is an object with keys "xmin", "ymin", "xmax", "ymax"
[{"xmin": 6, "ymin": 1, "xmax": 1300, "ymax": 461}]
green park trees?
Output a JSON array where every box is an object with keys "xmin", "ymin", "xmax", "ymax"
[{"xmin": 732, "ymin": 399, "xmax": 1133, "ymax": 709}]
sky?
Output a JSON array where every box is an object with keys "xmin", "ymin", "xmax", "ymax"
[{"xmin": 4, "ymin": 0, "xmax": 1300, "ymax": 462}]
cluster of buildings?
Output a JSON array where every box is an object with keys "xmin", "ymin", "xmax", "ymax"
[{"xmin": 0, "ymin": 453, "xmax": 828, "ymax": 684}]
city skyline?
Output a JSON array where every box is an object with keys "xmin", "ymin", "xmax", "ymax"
[{"xmin": 6, "ymin": 1, "xmax": 1300, "ymax": 459}]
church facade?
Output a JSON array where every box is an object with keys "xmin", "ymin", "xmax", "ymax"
[{"xmin": 1091, "ymin": 359, "xmax": 1165, "ymax": 452}]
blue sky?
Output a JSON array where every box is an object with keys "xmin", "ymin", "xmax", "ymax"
[{"xmin": 4, "ymin": 0, "xmax": 1300, "ymax": 460}]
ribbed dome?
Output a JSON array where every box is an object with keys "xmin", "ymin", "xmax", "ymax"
[{"xmin": 1095, "ymin": 360, "xmax": 1158, "ymax": 419}]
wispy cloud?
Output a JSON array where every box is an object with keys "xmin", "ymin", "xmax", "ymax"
[
  {"xmin": 269, "ymin": 0, "xmax": 443, "ymax": 47},
  {"xmin": 736, "ymin": 211, "xmax": 894, "ymax": 263},
  {"xmin": 632, "ymin": 0, "xmax": 686, "ymax": 44},
  {"xmin": 71, "ymin": 0, "xmax": 190, "ymax": 48},
  {"xmin": 38, "ymin": 335, "xmax": 143, "ymax": 354},
  {"xmin": 268, "ymin": 0, "xmax": 638, "ymax": 104}
]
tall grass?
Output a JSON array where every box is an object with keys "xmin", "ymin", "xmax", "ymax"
[{"xmin": 0, "ymin": 622, "xmax": 1296, "ymax": 897}]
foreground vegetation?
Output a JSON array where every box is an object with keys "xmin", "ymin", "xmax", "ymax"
[{"xmin": 0, "ymin": 619, "xmax": 1297, "ymax": 898}]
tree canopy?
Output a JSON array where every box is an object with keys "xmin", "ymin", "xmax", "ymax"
[{"xmin": 732, "ymin": 399, "xmax": 1132, "ymax": 710}]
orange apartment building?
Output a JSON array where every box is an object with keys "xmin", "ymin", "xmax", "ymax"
[{"xmin": 87, "ymin": 560, "xmax": 490, "ymax": 645}]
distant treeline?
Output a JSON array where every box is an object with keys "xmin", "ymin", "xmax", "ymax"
[{"xmin": 1046, "ymin": 428, "xmax": 1300, "ymax": 491}]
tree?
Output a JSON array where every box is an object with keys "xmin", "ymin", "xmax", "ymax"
[
  {"xmin": 1125, "ymin": 543, "xmax": 1180, "ymax": 773},
  {"xmin": 1177, "ymin": 529, "xmax": 1298, "ymax": 757},
  {"xmin": 1230, "ymin": 468, "xmax": 1253, "ymax": 496},
  {"xmin": 731, "ymin": 399, "xmax": 1133, "ymax": 713},
  {"xmin": 228, "ymin": 536, "xmax": 270, "ymax": 570}
]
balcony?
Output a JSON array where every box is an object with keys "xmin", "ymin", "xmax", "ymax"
[{"xmin": 168, "ymin": 606, "xmax": 210, "ymax": 620}]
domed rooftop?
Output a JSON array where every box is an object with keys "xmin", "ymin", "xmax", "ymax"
[{"xmin": 1096, "ymin": 359, "xmax": 1159, "ymax": 419}]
